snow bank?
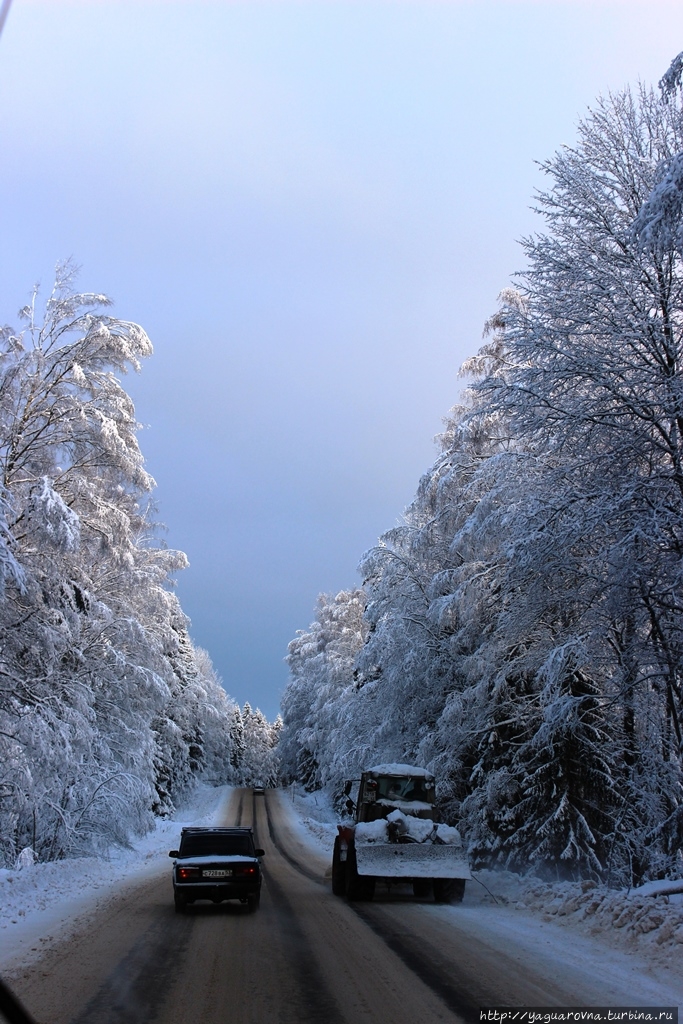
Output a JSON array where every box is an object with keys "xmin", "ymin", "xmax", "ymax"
[
  {"xmin": 500, "ymin": 872, "xmax": 683, "ymax": 968},
  {"xmin": 284, "ymin": 784, "xmax": 339, "ymax": 855},
  {"xmin": 0, "ymin": 784, "xmax": 231, "ymax": 972},
  {"xmin": 632, "ymin": 878, "xmax": 683, "ymax": 898}
]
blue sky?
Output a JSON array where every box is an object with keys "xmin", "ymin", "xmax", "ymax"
[{"xmin": 0, "ymin": 1, "xmax": 682, "ymax": 717}]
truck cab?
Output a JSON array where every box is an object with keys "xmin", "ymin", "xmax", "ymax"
[
  {"xmin": 352, "ymin": 767, "xmax": 437, "ymax": 823},
  {"xmin": 334, "ymin": 763, "xmax": 470, "ymax": 904}
]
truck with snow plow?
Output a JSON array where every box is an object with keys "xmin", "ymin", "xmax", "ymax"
[{"xmin": 331, "ymin": 764, "xmax": 471, "ymax": 903}]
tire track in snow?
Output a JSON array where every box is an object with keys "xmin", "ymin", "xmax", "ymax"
[
  {"xmin": 251, "ymin": 792, "xmax": 346, "ymax": 1024},
  {"xmin": 349, "ymin": 904, "xmax": 479, "ymax": 1022},
  {"xmin": 264, "ymin": 792, "xmax": 479, "ymax": 1023},
  {"xmin": 68, "ymin": 909, "xmax": 194, "ymax": 1024},
  {"xmin": 66, "ymin": 788, "xmax": 246, "ymax": 1024},
  {"xmin": 234, "ymin": 791, "xmax": 244, "ymax": 826},
  {"xmin": 263, "ymin": 794, "xmax": 321, "ymax": 885}
]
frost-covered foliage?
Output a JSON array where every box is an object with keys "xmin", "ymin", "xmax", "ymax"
[
  {"xmin": 280, "ymin": 81, "xmax": 683, "ymax": 886},
  {"xmin": 0, "ymin": 265, "xmax": 240, "ymax": 865},
  {"xmin": 237, "ymin": 703, "xmax": 281, "ymax": 787},
  {"xmin": 279, "ymin": 589, "xmax": 368, "ymax": 794},
  {"xmin": 633, "ymin": 53, "xmax": 683, "ymax": 255}
]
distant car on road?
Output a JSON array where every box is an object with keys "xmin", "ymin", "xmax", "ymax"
[
  {"xmin": 253, "ymin": 783, "xmax": 265, "ymax": 795},
  {"xmin": 169, "ymin": 827, "xmax": 264, "ymax": 913}
]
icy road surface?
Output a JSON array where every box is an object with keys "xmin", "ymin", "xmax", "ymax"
[{"xmin": 2, "ymin": 787, "xmax": 682, "ymax": 1023}]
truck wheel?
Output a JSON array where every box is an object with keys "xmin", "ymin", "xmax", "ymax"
[
  {"xmin": 412, "ymin": 879, "xmax": 432, "ymax": 899},
  {"xmin": 433, "ymin": 878, "xmax": 466, "ymax": 904},
  {"xmin": 451, "ymin": 878, "xmax": 466, "ymax": 903},
  {"xmin": 332, "ymin": 837, "xmax": 347, "ymax": 897},
  {"xmin": 345, "ymin": 846, "xmax": 375, "ymax": 902}
]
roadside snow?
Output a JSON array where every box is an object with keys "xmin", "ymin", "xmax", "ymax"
[
  {"xmin": 284, "ymin": 783, "xmax": 339, "ymax": 858},
  {"xmin": 286, "ymin": 783, "xmax": 683, "ymax": 1002},
  {"xmin": 0, "ymin": 784, "xmax": 232, "ymax": 972},
  {"xmin": 498, "ymin": 873, "xmax": 683, "ymax": 972}
]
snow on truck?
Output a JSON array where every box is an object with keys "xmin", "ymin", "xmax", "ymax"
[{"xmin": 332, "ymin": 764, "xmax": 471, "ymax": 903}]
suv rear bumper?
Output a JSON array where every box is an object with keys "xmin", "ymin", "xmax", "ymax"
[{"xmin": 173, "ymin": 881, "xmax": 260, "ymax": 902}]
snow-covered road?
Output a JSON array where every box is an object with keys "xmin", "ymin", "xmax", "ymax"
[
  {"xmin": 280, "ymin": 787, "xmax": 683, "ymax": 1010},
  {"xmin": 2, "ymin": 785, "xmax": 682, "ymax": 1022},
  {"xmin": 0, "ymin": 783, "xmax": 232, "ymax": 978}
]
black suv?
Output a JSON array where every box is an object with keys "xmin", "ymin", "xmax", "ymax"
[{"xmin": 169, "ymin": 827, "xmax": 264, "ymax": 913}]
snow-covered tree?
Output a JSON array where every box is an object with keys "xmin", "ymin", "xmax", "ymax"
[
  {"xmin": 472, "ymin": 86, "xmax": 683, "ymax": 875},
  {"xmin": 237, "ymin": 704, "xmax": 280, "ymax": 787},
  {"xmin": 0, "ymin": 265, "xmax": 238, "ymax": 864},
  {"xmin": 280, "ymin": 589, "xmax": 367, "ymax": 792},
  {"xmin": 280, "ymin": 77, "xmax": 683, "ymax": 885}
]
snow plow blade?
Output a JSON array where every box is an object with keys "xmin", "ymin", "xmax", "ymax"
[{"xmin": 354, "ymin": 843, "xmax": 471, "ymax": 879}]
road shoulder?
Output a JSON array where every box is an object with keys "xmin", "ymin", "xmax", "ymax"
[
  {"xmin": 280, "ymin": 783, "xmax": 683, "ymax": 1007},
  {"xmin": 0, "ymin": 783, "xmax": 233, "ymax": 974}
]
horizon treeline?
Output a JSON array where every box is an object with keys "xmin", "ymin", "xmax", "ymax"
[
  {"xmin": 279, "ymin": 78, "xmax": 683, "ymax": 887},
  {"xmin": 0, "ymin": 267, "xmax": 278, "ymax": 867}
]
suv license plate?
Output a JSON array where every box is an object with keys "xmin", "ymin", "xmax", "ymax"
[{"xmin": 203, "ymin": 869, "xmax": 231, "ymax": 878}]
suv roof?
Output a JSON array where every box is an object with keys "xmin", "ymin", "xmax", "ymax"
[
  {"xmin": 180, "ymin": 827, "xmax": 254, "ymax": 835},
  {"xmin": 177, "ymin": 828, "xmax": 257, "ymax": 859}
]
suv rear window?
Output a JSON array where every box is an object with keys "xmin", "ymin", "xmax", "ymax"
[{"xmin": 179, "ymin": 834, "xmax": 254, "ymax": 857}]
